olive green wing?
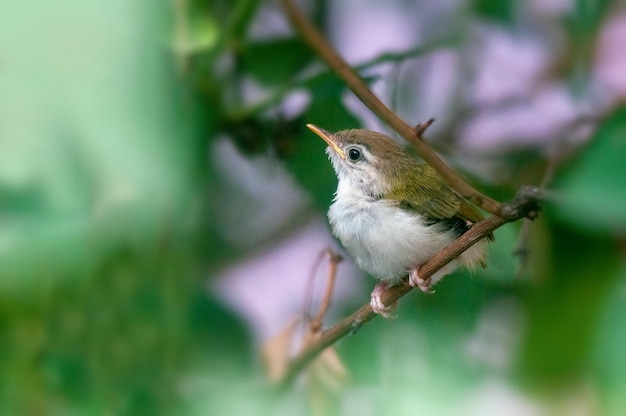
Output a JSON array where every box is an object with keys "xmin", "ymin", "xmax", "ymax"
[{"xmin": 386, "ymin": 164, "xmax": 485, "ymax": 225}]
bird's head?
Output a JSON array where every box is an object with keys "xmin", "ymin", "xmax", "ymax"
[{"xmin": 307, "ymin": 124, "xmax": 417, "ymax": 198}]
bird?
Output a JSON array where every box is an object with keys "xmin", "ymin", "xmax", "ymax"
[{"xmin": 307, "ymin": 124, "xmax": 492, "ymax": 317}]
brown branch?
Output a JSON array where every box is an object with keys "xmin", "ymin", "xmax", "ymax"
[
  {"xmin": 277, "ymin": 188, "xmax": 541, "ymax": 387},
  {"xmin": 310, "ymin": 250, "xmax": 343, "ymax": 333},
  {"xmin": 280, "ymin": 0, "xmax": 502, "ymax": 215},
  {"xmin": 414, "ymin": 118, "xmax": 436, "ymax": 137},
  {"xmin": 302, "ymin": 249, "xmax": 331, "ymax": 322}
]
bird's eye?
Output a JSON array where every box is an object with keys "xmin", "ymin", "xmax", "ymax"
[{"xmin": 348, "ymin": 148, "xmax": 362, "ymax": 162}]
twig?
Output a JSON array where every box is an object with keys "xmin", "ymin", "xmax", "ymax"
[
  {"xmin": 513, "ymin": 156, "xmax": 557, "ymax": 276},
  {"xmin": 356, "ymin": 38, "xmax": 458, "ymax": 71},
  {"xmin": 280, "ymin": 0, "xmax": 502, "ymax": 215},
  {"xmin": 264, "ymin": 250, "xmax": 345, "ymax": 382},
  {"xmin": 277, "ymin": 188, "xmax": 541, "ymax": 387},
  {"xmin": 310, "ymin": 250, "xmax": 343, "ymax": 333},
  {"xmin": 302, "ymin": 249, "xmax": 331, "ymax": 322},
  {"xmin": 414, "ymin": 118, "xmax": 436, "ymax": 137}
]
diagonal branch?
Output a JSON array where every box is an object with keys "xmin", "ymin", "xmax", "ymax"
[
  {"xmin": 280, "ymin": 0, "xmax": 502, "ymax": 215},
  {"xmin": 277, "ymin": 187, "xmax": 541, "ymax": 387}
]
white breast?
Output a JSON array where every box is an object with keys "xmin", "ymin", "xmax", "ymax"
[{"xmin": 328, "ymin": 188, "xmax": 460, "ymax": 284}]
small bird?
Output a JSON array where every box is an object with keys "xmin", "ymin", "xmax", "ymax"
[{"xmin": 307, "ymin": 124, "xmax": 492, "ymax": 317}]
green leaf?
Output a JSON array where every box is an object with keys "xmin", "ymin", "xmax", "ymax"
[
  {"xmin": 284, "ymin": 75, "xmax": 362, "ymax": 210},
  {"xmin": 173, "ymin": 14, "xmax": 220, "ymax": 56},
  {"xmin": 0, "ymin": 1, "xmax": 250, "ymax": 413},
  {"xmin": 481, "ymin": 222, "xmax": 520, "ymax": 283},
  {"xmin": 571, "ymin": 0, "xmax": 613, "ymax": 33},
  {"xmin": 0, "ymin": 0, "xmax": 200, "ymax": 286},
  {"xmin": 592, "ymin": 261, "xmax": 626, "ymax": 415},
  {"xmin": 551, "ymin": 106, "xmax": 626, "ymax": 234},
  {"xmin": 241, "ymin": 37, "xmax": 313, "ymax": 85},
  {"xmin": 472, "ymin": 0, "xmax": 514, "ymax": 24},
  {"xmin": 226, "ymin": 0, "xmax": 261, "ymax": 41},
  {"xmin": 284, "ymin": 123, "xmax": 339, "ymax": 211},
  {"xmin": 518, "ymin": 218, "xmax": 620, "ymax": 383}
]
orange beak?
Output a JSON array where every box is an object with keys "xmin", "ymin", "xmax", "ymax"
[{"xmin": 306, "ymin": 124, "xmax": 346, "ymax": 160}]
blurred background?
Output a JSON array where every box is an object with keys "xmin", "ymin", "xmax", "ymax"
[{"xmin": 1, "ymin": 0, "xmax": 625, "ymax": 414}]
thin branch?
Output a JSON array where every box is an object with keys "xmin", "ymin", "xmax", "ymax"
[
  {"xmin": 513, "ymin": 156, "xmax": 557, "ymax": 276},
  {"xmin": 277, "ymin": 188, "xmax": 541, "ymax": 387},
  {"xmin": 302, "ymin": 249, "xmax": 331, "ymax": 322},
  {"xmin": 280, "ymin": 0, "xmax": 502, "ymax": 215},
  {"xmin": 414, "ymin": 118, "xmax": 436, "ymax": 137},
  {"xmin": 356, "ymin": 38, "xmax": 458, "ymax": 71},
  {"xmin": 310, "ymin": 250, "xmax": 343, "ymax": 333}
]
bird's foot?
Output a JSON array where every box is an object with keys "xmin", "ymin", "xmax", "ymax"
[
  {"xmin": 409, "ymin": 267, "xmax": 434, "ymax": 294},
  {"xmin": 370, "ymin": 282, "xmax": 398, "ymax": 319}
]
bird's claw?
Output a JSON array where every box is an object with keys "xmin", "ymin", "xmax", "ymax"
[
  {"xmin": 409, "ymin": 268, "xmax": 435, "ymax": 294},
  {"xmin": 370, "ymin": 282, "xmax": 397, "ymax": 318}
]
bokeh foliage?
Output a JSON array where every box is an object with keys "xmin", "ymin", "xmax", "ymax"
[{"xmin": 1, "ymin": 0, "xmax": 625, "ymax": 415}]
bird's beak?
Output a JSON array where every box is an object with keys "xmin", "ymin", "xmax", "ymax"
[{"xmin": 306, "ymin": 124, "xmax": 346, "ymax": 159}]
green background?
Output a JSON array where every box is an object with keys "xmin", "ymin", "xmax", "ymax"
[{"xmin": 1, "ymin": 0, "xmax": 625, "ymax": 414}]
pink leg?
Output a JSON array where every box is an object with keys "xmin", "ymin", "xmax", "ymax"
[
  {"xmin": 370, "ymin": 282, "xmax": 398, "ymax": 319},
  {"xmin": 409, "ymin": 267, "xmax": 434, "ymax": 293}
]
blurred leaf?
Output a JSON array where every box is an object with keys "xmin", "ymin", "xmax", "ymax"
[
  {"xmin": 481, "ymin": 222, "xmax": 520, "ymax": 283},
  {"xmin": 241, "ymin": 37, "xmax": 314, "ymax": 85},
  {"xmin": 337, "ymin": 271, "xmax": 515, "ymax": 413},
  {"xmin": 0, "ymin": 0, "xmax": 250, "ymax": 413},
  {"xmin": 472, "ymin": 0, "xmax": 514, "ymax": 24},
  {"xmin": 285, "ymin": 75, "xmax": 362, "ymax": 210},
  {"xmin": 283, "ymin": 124, "xmax": 338, "ymax": 211},
  {"xmin": 592, "ymin": 260, "xmax": 626, "ymax": 415},
  {"xmin": 0, "ymin": 241, "xmax": 254, "ymax": 414},
  {"xmin": 356, "ymin": 38, "xmax": 459, "ymax": 72},
  {"xmin": 172, "ymin": 13, "xmax": 220, "ymax": 56},
  {"xmin": 227, "ymin": 0, "xmax": 260, "ymax": 41},
  {"xmin": 571, "ymin": 0, "xmax": 613, "ymax": 33},
  {"xmin": 518, "ymin": 217, "xmax": 620, "ymax": 382},
  {"xmin": 0, "ymin": 0, "xmax": 211, "ymax": 286},
  {"xmin": 562, "ymin": 0, "xmax": 614, "ymax": 86},
  {"xmin": 551, "ymin": 106, "xmax": 626, "ymax": 234},
  {"xmin": 262, "ymin": 316, "xmax": 301, "ymax": 382}
]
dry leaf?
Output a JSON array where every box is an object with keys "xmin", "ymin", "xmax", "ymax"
[{"xmin": 262, "ymin": 316, "xmax": 301, "ymax": 382}]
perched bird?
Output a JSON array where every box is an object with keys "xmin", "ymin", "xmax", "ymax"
[{"xmin": 307, "ymin": 124, "xmax": 492, "ymax": 317}]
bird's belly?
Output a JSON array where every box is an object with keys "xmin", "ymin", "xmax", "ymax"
[{"xmin": 328, "ymin": 198, "xmax": 456, "ymax": 283}]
